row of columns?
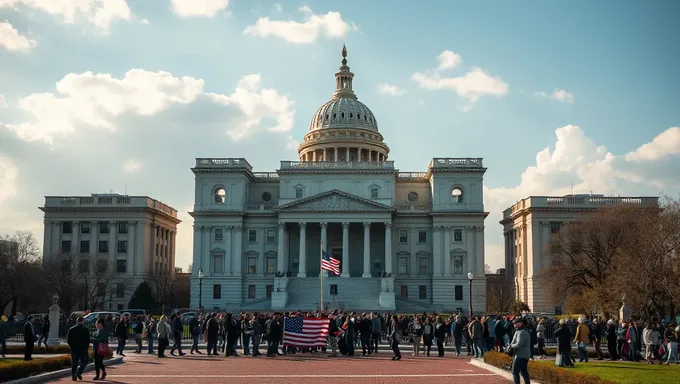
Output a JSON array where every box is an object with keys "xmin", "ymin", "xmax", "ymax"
[
  {"xmin": 300, "ymin": 147, "xmax": 386, "ymax": 162},
  {"xmin": 291, "ymin": 221, "xmax": 392, "ymax": 278}
]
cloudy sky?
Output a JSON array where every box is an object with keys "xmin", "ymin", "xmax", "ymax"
[{"xmin": 1, "ymin": 0, "xmax": 679, "ymax": 271}]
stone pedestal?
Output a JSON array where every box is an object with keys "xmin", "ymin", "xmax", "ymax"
[
  {"xmin": 271, "ymin": 277, "xmax": 289, "ymax": 310},
  {"xmin": 379, "ymin": 277, "xmax": 395, "ymax": 310},
  {"xmin": 47, "ymin": 295, "xmax": 60, "ymax": 346},
  {"xmin": 619, "ymin": 296, "xmax": 631, "ymax": 322}
]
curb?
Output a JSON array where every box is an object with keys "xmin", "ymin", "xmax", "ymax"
[
  {"xmin": 5, "ymin": 357, "xmax": 124, "ymax": 384},
  {"xmin": 468, "ymin": 359, "xmax": 543, "ymax": 384}
]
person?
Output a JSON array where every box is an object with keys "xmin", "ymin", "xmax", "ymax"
[
  {"xmin": 642, "ymin": 322, "xmax": 660, "ymax": 364},
  {"xmin": 434, "ymin": 316, "xmax": 447, "ymax": 357},
  {"xmin": 574, "ymin": 317, "xmax": 590, "ymax": 363},
  {"xmin": 189, "ymin": 315, "xmax": 202, "ymax": 354},
  {"xmin": 410, "ymin": 317, "xmax": 423, "ymax": 356},
  {"xmin": 133, "ymin": 316, "xmax": 144, "ymax": 353},
  {"xmin": 205, "ymin": 314, "xmax": 219, "ymax": 355},
  {"xmin": 67, "ymin": 316, "xmax": 90, "ymax": 381},
  {"xmin": 555, "ymin": 319, "xmax": 573, "ymax": 367},
  {"xmin": 606, "ymin": 319, "xmax": 618, "ymax": 360},
  {"xmin": 91, "ymin": 318, "xmax": 109, "ymax": 381},
  {"xmin": 0, "ymin": 315, "xmax": 8, "ymax": 359},
  {"xmin": 389, "ymin": 314, "xmax": 402, "ymax": 360},
  {"xmin": 422, "ymin": 317, "xmax": 434, "ymax": 357},
  {"xmin": 157, "ymin": 316, "xmax": 172, "ymax": 358},
  {"xmin": 23, "ymin": 317, "xmax": 37, "ymax": 360},
  {"xmin": 114, "ymin": 316, "xmax": 128, "ymax": 356},
  {"xmin": 535, "ymin": 319, "xmax": 546, "ymax": 359},
  {"xmin": 509, "ymin": 318, "xmax": 531, "ymax": 384},
  {"xmin": 170, "ymin": 313, "xmax": 185, "ymax": 356},
  {"xmin": 663, "ymin": 322, "xmax": 678, "ymax": 365},
  {"xmin": 145, "ymin": 315, "xmax": 156, "ymax": 354},
  {"xmin": 328, "ymin": 313, "xmax": 340, "ymax": 357}
]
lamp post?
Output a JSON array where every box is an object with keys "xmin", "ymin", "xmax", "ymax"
[
  {"xmin": 198, "ymin": 269, "xmax": 204, "ymax": 312},
  {"xmin": 467, "ymin": 271, "xmax": 474, "ymax": 317}
]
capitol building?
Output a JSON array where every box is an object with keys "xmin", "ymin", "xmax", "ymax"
[{"xmin": 189, "ymin": 47, "xmax": 488, "ymax": 313}]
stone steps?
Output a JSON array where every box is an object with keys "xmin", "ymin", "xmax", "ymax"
[{"xmin": 286, "ymin": 277, "xmax": 382, "ymax": 311}]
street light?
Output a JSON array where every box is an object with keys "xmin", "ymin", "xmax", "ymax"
[
  {"xmin": 467, "ymin": 271, "xmax": 474, "ymax": 317},
  {"xmin": 198, "ymin": 268, "xmax": 204, "ymax": 312}
]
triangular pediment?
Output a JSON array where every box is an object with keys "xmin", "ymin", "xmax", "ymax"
[{"xmin": 275, "ymin": 190, "xmax": 395, "ymax": 213}]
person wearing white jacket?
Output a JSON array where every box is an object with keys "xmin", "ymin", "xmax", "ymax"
[{"xmin": 642, "ymin": 322, "xmax": 660, "ymax": 364}]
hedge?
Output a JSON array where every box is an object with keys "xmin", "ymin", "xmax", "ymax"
[
  {"xmin": 543, "ymin": 347, "xmax": 610, "ymax": 359},
  {"xmin": 0, "ymin": 348, "xmax": 114, "ymax": 383},
  {"xmin": 484, "ymin": 352, "xmax": 617, "ymax": 384},
  {"xmin": 3, "ymin": 345, "xmax": 71, "ymax": 355}
]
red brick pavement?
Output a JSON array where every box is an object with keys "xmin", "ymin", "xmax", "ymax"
[{"xmin": 47, "ymin": 353, "xmax": 510, "ymax": 384}]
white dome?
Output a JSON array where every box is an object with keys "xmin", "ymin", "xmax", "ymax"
[{"xmin": 309, "ymin": 97, "xmax": 379, "ymax": 132}]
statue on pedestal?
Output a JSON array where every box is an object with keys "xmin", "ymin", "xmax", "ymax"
[
  {"xmin": 619, "ymin": 295, "xmax": 631, "ymax": 322},
  {"xmin": 47, "ymin": 295, "xmax": 61, "ymax": 346},
  {"xmin": 381, "ymin": 276, "xmax": 394, "ymax": 293}
]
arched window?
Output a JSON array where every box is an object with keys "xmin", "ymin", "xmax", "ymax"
[
  {"xmin": 214, "ymin": 187, "xmax": 226, "ymax": 203},
  {"xmin": 451, "ymin": 187, "xmax": 463, "ymax": 203}
]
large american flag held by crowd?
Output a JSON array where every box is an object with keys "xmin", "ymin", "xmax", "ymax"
[
  {"xmin": 321, "ymin": 250, "xmax": 340, "ymax": 275},
  {"xmin": 283, "ymin": 317, "xmax": 329, "ymax": 347}
]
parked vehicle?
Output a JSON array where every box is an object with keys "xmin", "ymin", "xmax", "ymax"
[
  {"xmin": 180, "ymin": 312, "xmax": 197, "ymax": 324},
  {"xmin": 119, "ymin": 309, "xmax": 146, "ymax": 318},
  {"xmin": 84, "ymin": 311, "xmax": 119, "ymax": 323}
]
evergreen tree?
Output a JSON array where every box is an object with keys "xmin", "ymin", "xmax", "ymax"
[{"xmin": 128, "ymin": 281, "xmax": 155, "ymax": 310}]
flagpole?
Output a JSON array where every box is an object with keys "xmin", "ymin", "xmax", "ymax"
[{"xmin": 320, "ymin": 240, "xmax": 324, "ymax": 312}]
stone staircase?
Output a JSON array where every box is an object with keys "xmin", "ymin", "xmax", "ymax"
[
  {"xmin": 395, "ymin": 297, "xmax": 434, "ymax": 313},
  {"xmin": 241, "ymin": 297, "xmax": 271, "ymax": 311},
  {"xmin": 285, "ymin": 277, "xmax": 382, "ymax": 311}
]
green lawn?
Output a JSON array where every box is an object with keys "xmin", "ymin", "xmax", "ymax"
[
  {"xmin": 0, "ymin": 358, "xmax": 23, "ymax": 365},
  {"xmin": 538, "ymin": 360, "xmax": 680, "ymax": 384}
]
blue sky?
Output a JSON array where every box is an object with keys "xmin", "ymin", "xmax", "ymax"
[{"xmin": 1, "ymin": 0, "xmax": 678, "ymax": 270}]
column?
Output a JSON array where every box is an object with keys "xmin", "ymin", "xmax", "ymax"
[
  {"xmin": 362, "ymin": 222, "xmax": 371, "ymax": 278},
  {"xmin": 89, "ymin": 222, "xmax": 98, "ymax": 256},
  {"xmin": 43, "ymin": 221, "xmax": 52, "ymax": 258},
  {"xmin": 466, "ymin": 226, "xmax": 475, "ymax": 274},
  {"xmin": 409, "ymin": 228, "xmax": 417, "ymax": 277},
  {"xmin": 322, "ymin": 148, "xmax": 327, "ymax": 161},
  {"xmin": 476, "ymin": 226, "xmax": 485, "ymax": 275},
  {"xmin": 320, "ymin": 222, "xmax": 328, "ymax": 277},
  {"xmin": 283, "ymin": 226, "xmax": 289, "ymax": 273},
  {"xmin": 298, "ymin": 223, "xmax": 307, "ymax": 277},
  {"xmin": 384, "ymin": 223, "xmax": 393, "ymax": 274},
  {"xmin": 541, "ymin": 223, "xmax": 551, "ymax": 268},
  {"xmin": 277, "ymin": 223, "xmax": 286, "ymax": 273},
  {"xmin": 432, "ymin": 226, "xmax": 441, "ymax": 276},
  {"xmin": 444, "ymin": 226, "xmax": 452, "ymax": 276},
  {"xmin": 225, "ymin": 227, "xmax": 233, "ymax": 275},
  {"xmin": 333, "ymin": 147, "xmax": 338, "ymax": 161},
  {"xmin": 72, "ymin": 222, "xmax": 79, "ymax": 256},
  {"xmin": 341, "ymin": 222, "xmax": 350, "ymax": 277},
  {"xmin": 345, "ymin": 148, "xmax": 350, "ymax": 162},
  {"xmin": 108, "ymin": 221, "xmax": 117, "ymax": 270},
  {"xmin": 258, "ymin": 229, "xmax": 266, "ymax": 276},
  {"xmin": 128, "ymin": 222, "xmax": 136, "ymax": 276},
  {"xmin": 233, "ymin": 226, "xmax": 242, "ymax": 275}
]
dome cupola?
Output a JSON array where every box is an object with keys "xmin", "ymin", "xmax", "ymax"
[{"xmin": 298, "ymin": 45, "xmax": 390, "ymax": 162}]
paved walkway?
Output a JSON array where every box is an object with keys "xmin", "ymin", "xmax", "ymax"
[{"xmin": 46, "ymin": 353, "xmax": 510, "ymax": 384}]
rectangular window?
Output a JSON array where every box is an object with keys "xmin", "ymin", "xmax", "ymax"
[
  {"xmin": 78, "ymin": 259, "xmax": 89, "ymax": 274},
  {"xmin": 266, "ymin": 257, "xmax": 275, "ymax": 275},
  {"xmin": 62, "ymin": 222, "xmax": 72, "ymax": 234},
  {"xmin": 454, "ymin": 285, "xmax": 463, "ymax": 301},
  {"xmin": 215, "ymin": 228, "xmax": 223, "ymax": 241},
  {"xmin": 418, "ymin": 285, "xmax": 427, "ymax": 300},
  {"xmin": 116, "ymin": 283, "xmax": 125, "ymax": 298},
  {"xmin": 212, "ymin": 253, "xmax": 224, "ymax": 274},
  {"xmin": 295, "ymin": 188, "xmax": 303, "ymax": 199},
  {"xmin": 330, "ymin": 284, "xmax": 338, "ymax": 295},
  {"xmin": 398, "ymin": 229, "xmax": 408, "ymax": 244},
  {"xmin": 213, "ymin": 284, "xmax": 221, "ymax": 300},
  {"xmin": 248, "ymin": 257, "xmax": 256, "ymax": 274},
  {"xmin": 554, "ymin": 306, "xmax": 562, "ymax": 315},
  {"xmin": 418, "ymin": 257, "xmax": 428, "ymax": 275},
  {"xmin": 81, "ymin": 222, "xmax": 90, "ymax": 234},
  {"xmin": 99, "ymin": 222, "xmax": 109, "ymax": 234},
  {"xmin": 117, "ymin": 222, "xmax": 128, "ymax": 234},
  {"xmin": 61, "ymin": 240, "xmax": 71, "ymax": 253},
  {"xmin": 454, "ymin": 229, "xmax": 463, "ymax": 242},
  {"xmin": 248, "ymin": 230, "xmax": 257, "ymax": 243},
  {"xmin": 399, "ymin": 257, "xmax": 408, "ymax": 275},
  {"xmin": 266, "ymin": 285, "xmax": 273, "ymax": 298},
  {"xmin": 80, "ymin": 240, "xmax": 89, "ymax": 253},
  {"xmin": 116, "ymin": 259, "xmax": 127, "ymax": 274},
  {"xmin": 453, "ymin": 255, "xmax": 463, "ymax": 275},
  {"xmin": 400, "ymin": 285, "xmax": 408, "ymax": 298},
  {"xmin": 117, "ymin": 240, "xmax": 128, "ymax": 253},
  {"xmin": 370, "ymin": 188, "xmax": 379, "ymax": 199},
  {"xmin": 550, "ymin": 222, "xmax": 562, "ymax": 234},
  {"xmin": 248, "ymin": 285, "xmax": 256, "ymax": 299},
  {"xmin": 266, "ymin": 230, "xmax": 276, "ymax": 243},
  {"xmin": 418, "ymin": 230, "xmax": 427, "ymax": 243},
  {"xmin": 98, "ymin": 240, "xmax": 108, "ymax": 253}
]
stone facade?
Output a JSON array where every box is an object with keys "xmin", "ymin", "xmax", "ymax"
[
  {"xmin": 40, "ymin": 194, "xmax": 180, "ymax": 311},
  {"xmin": 500, "ymin": 194, "xmax": 659, "ymax": 314}
]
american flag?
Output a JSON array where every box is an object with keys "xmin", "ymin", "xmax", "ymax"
[
  {"xmin": 321, "ymin": 250, "xmax": 340, "ymax": 275},
  {"xmin": 283, "ymin": 317, "xmax": 329, "ymax": 347}
]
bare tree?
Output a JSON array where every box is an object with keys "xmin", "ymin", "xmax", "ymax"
[
  {"xmin": 0, "ymin": 231, "xmax": 43, "ymax": 314},
  {"xmin": 43, "ymin": 252, "xmax": 81, "ymax": 314},
  {"xmin": 147, "ymin": 269, "xmax": 176, "ymax": 313},
  {"xmin": 172, "ymin": 273, "xmax": 191, "ymax": 309},
  {"xmin": 78, "ymin": 258, "xmax": 118, "ymax": 311},
  {"xmin": 486, "ymin": 284, "xmax": 513, "ymax": 313}
]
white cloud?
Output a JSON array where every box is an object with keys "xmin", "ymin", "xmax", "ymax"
[
  {"xmin": 0, "ymin": 21, "xmax": 36, "ymax": 52},
  {"xmin": 243, "ymin": 6, "xmax": 357, "ymax": 44},
  {"xmin": 273, "ymin": 3, "xmax": 283, "ymax": 12},
  {"xmin": 483, "ymin": 125, "xmax": 680, "ymax": 268},
  {"xmin": 285, "ymin": 135, "xmax": 299, "ymax": 150},
  {"xmin": 625, "ymin": 127, "xmax": 680, "ymax": 162},
  {"xmin": 0, "ymin": 95, "xmax": 7, "ymax": 107},
  {"xmin": 412, "ymin": 51, "xmax": 508, "ymax": 111},
  {"xmin": 0, "ymin": 0, "xmax": 132, "ymax": 32},
  {"xmin": 534, "ymin": 88, "xmax": 574, "ymax": 103},
  {"xmin": 140, "ymin": 18, "xmax": 149, "ymax": 25},
  {"xmin": 3, "ymin": 69, "xmax": 205, "ymax": 143},
  {"xmin": 170, "ymin": 0, "xmax": 229, "ymax": 18},
  {"xmin": 0, "ymin": 156, "xmax": 18, "ymax": 203},
  {"xmin": 376, "ymin": 83, "xmax": 406, "ymax": 96},
  {"xmin": 121, "ymin": 158, "xmax": 142, "ymax": 173},
  {"xmin": 206, "ymin": 74, "xmax": 295, "ymax": 141},
  {"xmin": 437, "ymin": 50, "xmax": 462, "ymax": 70}
]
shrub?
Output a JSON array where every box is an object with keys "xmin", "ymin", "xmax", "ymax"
[
  {"xmin": 483, "ymin": 352, "xmax": 617, "ymax": 384},
  {"xmin": 4, "ymin": 345, "xmax": 71, "ymax": 355},
  {"xmin": 543, "ymin": 347, "xmax": 610, "ymax": 359},
  {"xmin": 0, "ymin": 348, "xmax": 114, "ymax": 383}
]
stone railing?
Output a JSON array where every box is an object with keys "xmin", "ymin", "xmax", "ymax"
[
  {"xmin": 502, "ymin": 195, "xmax": 659, "ymax": 218},
  {"xmin": 395, "ymin": 204, "xmax": 431, "ymax": 212},
  {"xmin": 246, "ymin": 204, "xmax": 274, "ymax": 211},
  {"xmin": 429, "ymin": 158, "xmax": 484, "ymax": 169},
  {"xmin": 279, "ymin": 160, "xmax": 395, "ymax": 170},
  {"xmin": 194, "ymin": 158, "xmax": 253, "ymax": 171},
  {"xmin": 397, "ymin": 172, "xmax": 428, "ymax": 179},
  {"xmin": 253, "ymin": 172, "xmax": 279, "ymax": 179},
  {"xmin": 45, "ymin": 196, "xmax": 178, "ymax": 217}
]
